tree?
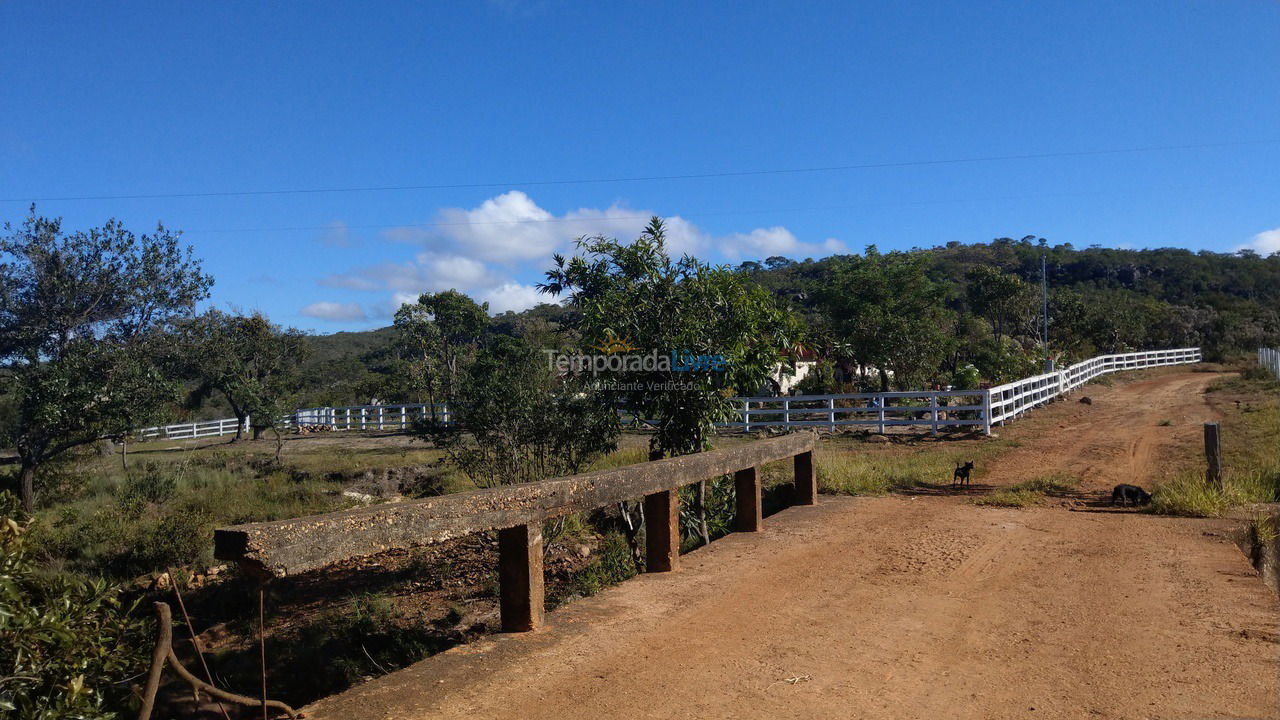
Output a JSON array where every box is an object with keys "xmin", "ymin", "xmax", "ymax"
[
  {"xmin": 181, "ymin": 310, "xmax": 308, "ymax": 440},
  {"xmin": 542, "ymin": 218, "xmax": 803, "ymax": 545},
  {"xmin": 391, "ymin": 290, "xmax": 489, "ymax": 421},
  {"xmin": 421, "ymin": 334, "xmax": 618, "ymax": 487},
  {"xmin": 817, "ymin": 247, "xmax": 950, "ymax": 391},
  {"xmin": 965, "ymin": 265, "xmax": 1034, "ymax": 345},
  {"xmin": 0, "ymin": 212, "xmax": 211, "ymax": 510}
]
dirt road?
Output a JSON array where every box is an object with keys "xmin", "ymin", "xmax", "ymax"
[{"xmin": 307, "ymin": 372, "xmax": 1278, "ymax": 719}]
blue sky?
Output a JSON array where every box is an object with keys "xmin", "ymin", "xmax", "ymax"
[{"xmin": 2, "ymin": 1, "xmax": 1277, "ymax": 332}]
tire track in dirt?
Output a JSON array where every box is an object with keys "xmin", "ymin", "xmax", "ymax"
[{"xmin": 978, "ymin": 371, "xmax": 1221, "ymax": 493}]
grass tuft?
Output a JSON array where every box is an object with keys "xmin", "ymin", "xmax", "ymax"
[{"xmin": 972, "ymin": 473, "xmax": 1078, "ymax": 508}]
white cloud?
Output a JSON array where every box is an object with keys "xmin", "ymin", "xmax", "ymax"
[
  {"xmin": 323, "ymin": 191, "xmax": 844, "ymax": 319},
  {"xmin": 481, "ymin": 283, "xmax": 547, "ymax": 314},
  {"xmin": 300, "ymin": 301, "xmax": 367, "ymax": 322},
  {"xmin": 320, "ymin": 252, "xmax": 497, "ymax": 294},
  {"xmin": 1240, "ymin": 227, "xmax": 1280, "ymax": 255},
  {"xmin": 720, "ymin": 227, "xmax": 845, "ymax": 260}
]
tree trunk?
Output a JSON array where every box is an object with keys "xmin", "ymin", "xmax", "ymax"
[
  {"xmin": 879, "ymin": 367, "xmax": 890, "ymax": 393},
  {"xmin": 18, "ymin": 462, "xmax": 36, "ymax": 513},
  {"xmin": 252, "ymin": 425, "xmax": 264, "ymax": 441},
  {"xmin": 233, "ymin": 413, "xmax": 247, "ymax": 441}
]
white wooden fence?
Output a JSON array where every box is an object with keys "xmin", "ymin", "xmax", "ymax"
[
  {"xmin": 292, "ymin": 403, "xmax": 449, "ymax": 431},
  {"xmin": 136, "ymin": 417, "xmax": 249, "ymax": 441},
  {"xmin": 134, "ymin": 347, "xmax": 1200, "ymax": 441},
  {"xmin": 727, "ymin": 347, "xmax": 1201, "ymax": 435},
  {"xmin": 1260, "ymin": 347, "xmax": 1280, "ymax": 379}
]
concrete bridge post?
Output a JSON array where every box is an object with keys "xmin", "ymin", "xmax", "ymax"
[
  {"xmin": 498, "ymin": 524, "xmax": 544, "ymax": 632},
  {"xmin": 794, "ymin": 451, "xmax": 817, "ymax": 505},
  {"xmin": 644, "ymin": 489, "xmax": 680, "ymax": 572},
  {"xmin": 734, "ymin": 467, "xmax": 762, "ymax": 532}
]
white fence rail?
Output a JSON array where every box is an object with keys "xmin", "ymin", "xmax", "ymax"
[
  {"xmin": 136, "ymin": 417, "xmax": 249, "ymax": 441},
  {"xmin": 135, "ymin": 348, "xmax": 1200, "ymax": 441},
  {"xmin": 292, "ymin": 403, "xmax": 449, "ymax": 431},
  {"xmin": 725, "ymin": 347, "xmax": 1200, "ymax": 435},
  {"xmin": 1260, "ymin": 348, "xmax": 1280, "ymax": 379}
]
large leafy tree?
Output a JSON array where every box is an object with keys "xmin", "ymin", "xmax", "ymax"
[
  {"xmin": 0, "ymin": 212, "xmax": 211, "ymax": 510},
  {"xmin": 390, "ymin": 290, "xmax": 489, "ymax": 420},
  {"xmin": 965, "ymin": 265, "xmax": 1034, "ymax": 345},
  {"xmin": 181, "ymin": 310, "xmax": 308, "ymax": 440},
  {"xmin": 818, "ymin": 247, "xmax": 951, "ymax": 391},
  {"xmin": 541, "ymin": 218, "xmax": 803, "ymax": 544}
]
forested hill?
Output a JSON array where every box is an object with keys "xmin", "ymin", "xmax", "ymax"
[
  {"xmin": 743, "ymin": 238, "xmax": 1280, "ymax": 360},
  {"xmin": 293, "ymin": 239, "xmax": 1279, "ymax": 407}
]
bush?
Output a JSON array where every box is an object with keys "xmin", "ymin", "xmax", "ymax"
[
  {"xmin": 0, "ymin": 492, "xmax": 148, "ymax": 718},
  {"xmin": 566, "ymin": 532, "xmax": 637, "ymax": 598}
]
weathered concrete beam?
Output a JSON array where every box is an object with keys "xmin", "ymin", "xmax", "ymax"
[{"xmin": 215, "ymin": 432, "xmax": 816, "ymax": 578}]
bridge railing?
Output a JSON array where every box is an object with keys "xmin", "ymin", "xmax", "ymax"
[{"xmin": 214, "ymin": 432, "xmax": 818, "ymax": 632}]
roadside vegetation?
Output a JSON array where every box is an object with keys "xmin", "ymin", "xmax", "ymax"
[{"xmin": 1149, "ymin": 366, "xmax": 1280, "ymax": 517}]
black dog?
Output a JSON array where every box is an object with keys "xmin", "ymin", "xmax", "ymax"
[
  {"xmin": 1111, "ymin": 484, "xmax": 1151, "ymax": 507},
  {"xmin": 953, "ymin": 461, "xmax": 975, "ymax": 487}
]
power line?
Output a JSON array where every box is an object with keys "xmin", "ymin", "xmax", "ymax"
[
  {"xmin": 4, "ymin": 139, "xmax": 1276, "ymax": 204},
  {"xmin": 177, "ymin": 181, "xmax": 1234, "ymax": 235}
]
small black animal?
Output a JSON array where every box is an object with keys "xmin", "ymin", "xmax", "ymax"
[
  {"xmin": 953, "ymin": 461, "xmax": 975, "ymax": 487},
  {"xmin": 1111, "ymin": 484, "xmax": 1152, "ymax": 507}
]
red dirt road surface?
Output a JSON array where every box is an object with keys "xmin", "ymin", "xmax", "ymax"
[{"xmin": 307, "ymin": 372, "xmax": 1279, "ymax": 719}]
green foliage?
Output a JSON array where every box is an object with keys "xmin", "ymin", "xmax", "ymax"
[
  {"xmin": 180, "ymin": 309, "xmax": 308, "ymax": 439},
  {"xmin": 423, "ymin": 334, "xmax": 618, "ymax": 486},
  {"xmin": 565, "ymin": 532, "xmax": 638, "ymax": 598},
  {"xmin": 32, "ymin": 462, "xmax": 351, "ymax": 581},
  {"xmin": 794, "ymin": 360, "xmax": 839, "ymax": 395},
  {"xmin": 542, "ymin": 217, "xmax": 803, "ymax": 459},
  {"xmin": 389, "ymin": 290, "xmax": 490, "ymax": 415},
  {"xmin": 0, "ymin": 210, "xmax": 212, "ymax": 510},
  {"xmin": 0, "ymin": 492, "xmax": 148, "ymax": 718},
  {"xmin": 818, "ymin": 247, "xmax": 951, "ymax": 391}
]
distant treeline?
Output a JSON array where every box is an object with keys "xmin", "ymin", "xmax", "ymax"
[{"xmin": 288, "ymin": 236, "xmax": 1277, "ymax": 409}]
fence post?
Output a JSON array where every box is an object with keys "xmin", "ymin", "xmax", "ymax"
[
  {"xmin": 876, "ymin": 397, "xmax": 885, "ymax": 434},
  {"xmin": 1204, "ymin": 422, "xmax": 1223, "ymax": 489},
  {"xmin": 644, "ymin": 489, "xmax": 680, "ymax": 572},
  {"xmin": 401, "ymin": 406, "xmax": 407, "ymax": 429},
  {"xmin": 783, "ymin": 398, "xmax": 791, "ymax": 430},
  {"xmin": 929, "ymin": 394, "xmax": 939, "ymax": 435},
  {"xmin": 794, "ymin": 450, "xmax": 817, "ymax": 505},
  {"xmin": 734, "ymin": 466, "xmax": 762, "ymax": 532},
  {"xmin": 497, "ymin": 524, "xmax": 544, "ymax": 632},
  {"xmin": 827, "ymin": 397, "xmax": 836, "ymax": 433},
  {"xmin": 982, "ymin": 390, "xmax": 993, "ymax": 436}
]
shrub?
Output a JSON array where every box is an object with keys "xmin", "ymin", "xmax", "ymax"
[
  {"xmin": 0, "ymin": 492, "xmax": 148, "ymax": 718},
  {"xmin": 567, "ymin": 532, "xmax": 637, "ymax": 598}
]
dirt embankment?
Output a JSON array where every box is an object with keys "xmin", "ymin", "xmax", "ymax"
[{"xmin": 305, "ymin": 371, "xmax": 1279, "ymax": 720}]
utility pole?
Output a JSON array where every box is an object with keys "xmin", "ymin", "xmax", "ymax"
[{"xmin": 1042, "ymin": 253, "xmax": 1052, "ymax": 372}]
